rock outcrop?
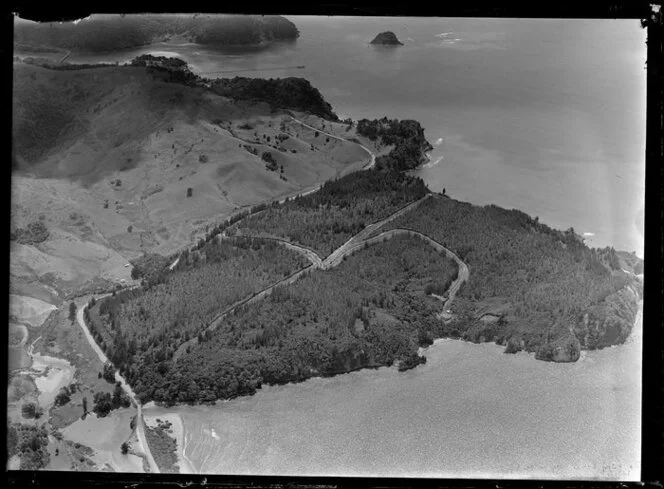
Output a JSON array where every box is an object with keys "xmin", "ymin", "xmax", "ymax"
[
  {"xmin": 370, "ymin": 31, "xmax": 404, "ymax": 46},
  {"xmin": 574, "ymin": 281, "xmax": 642, "ymax": 349}
]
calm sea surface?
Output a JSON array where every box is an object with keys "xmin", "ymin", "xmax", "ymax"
[
  {"xmin": 65, "ymin": 17, "xmax": 647, "ymax": 255},
  {"xmin": 56, "ymin": 17, "xmax": 645, "ymax": 478}
]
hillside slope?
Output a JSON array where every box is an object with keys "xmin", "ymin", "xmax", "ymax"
[{"xmin": 11, "ymin": 61, "xmax": 369, "ymax": 298}]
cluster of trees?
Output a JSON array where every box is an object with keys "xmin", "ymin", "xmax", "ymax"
[
  {"xmin": 381, "ymin": 196, "xmax": 641, "ymax": 354},
  {"xmin": 143, "ymin": 421, "xmax": 179, "ymax": 473},
  {"xmin": 233, "ymin": 169, "xmax": 429, "ymax": 256},
  {"xmin": 14, "ymin": 15, "xmax": 299, "ymax": 53},
  {"xmin": 20, "ymin": 402, "xmax": 44, "ymax": 419},
  {"xmin": 88, "ymin": 237, "xmax": 308, "ymax": 399},
  {"xmin": 10, "ymin": 220, "xmax": 49, "ymax": 245},
  {"xmin": 126, "ymin": 234, "xmax": 458, "ymax": 405},
  {"xmin": 92, "ymin": 382, "xmax": 131, "ymax": 417},
  {"xmin": 6, "ymin": 423, "xmax": 50, "ymax": 470},
  {"xmin": 262, "ymin": 151, "xmax": 278, "ymax": 171},
  {"xmin": 130, "ymin": 253, "xmax": 172, "ymax": 286},
  {"xmin": 131, "ymin": 55, "xmax": 200, "ymax": 85},
  {"xmin": 356, "ymin": 117, "xmax": 434, "ymax": 172},
  {"xmin": 130, "ymin": 54, "xmax": 189, "ymax": 70},
  {"xmin": 54, "ymin": 383, "xmax": 78, "ymax": 407},
  {"xmin": 209, "ymin": 77, "xmax": 338, "ymax": 120}
]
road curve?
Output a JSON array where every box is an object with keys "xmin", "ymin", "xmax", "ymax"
[
  {"xmin": 322, "ymin": 194, "xmax": 432, "ymax": 269},
  {"xmin": 289, "ymin": 116, "xmax": 376, "ymax": 169},
  {"xmin": 329, "ymin": 228, "xmax": 469, "ymax": 311},
  {"xmin": 76, "ymin": 302, "xmax": 160, "ymax": 474},
  {"xmin": 224, "ymin": 235, "xmax": 323, "ymax": 268}
]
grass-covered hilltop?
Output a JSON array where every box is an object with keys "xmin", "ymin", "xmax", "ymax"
[
  {"xmin": 75, "ymin": 57, "xmax": 643, "ymax": 406},
  {"xmin": 14, "ymin": 14, "xmax": 299, "ymax": 53}
]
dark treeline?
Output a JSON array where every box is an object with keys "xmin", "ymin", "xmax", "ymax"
[
  {"xmin": 209, "ymin": 77, "xmax": 338, "ymax": 121},
  {"xmin": 128, "ymin": 54, "xmax": 338, "ymax": 120},
  {"xmin": 14, "ymin": 15, "xmax": 299, "ymax": 53},
  {"xmin": 232, "ymin": 169, "xmax": 429, "ymax": 256},
  {"xmin": 87, "ymin": 237, "xmax": 309, "ymax": 399},
  {"xmin": 19, "ymin": 57, "xmax": 120, "ymax": 70},
  {"xmin": 123, "ymin": 234, "xmax": 458, "ymax": 405},
  {"xmin": 356, "ymin": 117, "xmax": 434, "ymax": 172},
  {"xmin": 381, "ymin": 196, "xmax": 642, "ymax": 359}
]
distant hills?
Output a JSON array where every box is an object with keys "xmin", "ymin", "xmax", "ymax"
[{"xmin": 14, "ymin": 14, "xmax": 299, "ymax": 53}]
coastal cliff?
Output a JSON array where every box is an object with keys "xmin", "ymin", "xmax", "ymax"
[
  {"xmin": 370, "ymin": 31, "xmax": 404, "ymax": 46},
  {"xmin": 356, "ymin": 117, "xmax": 433, "ymax": 171}
]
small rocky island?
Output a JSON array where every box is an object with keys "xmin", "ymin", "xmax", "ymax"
[{"xmin": 369, "ymin": 31, "xmax": 404, "ymax": 46}]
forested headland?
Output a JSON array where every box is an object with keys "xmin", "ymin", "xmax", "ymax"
[
  {"xmin": 14, "ymin": 14, "xmax": 299, "ymax": 53},
  {"xmin": 356, "ymin": 117, "xmax": 434, "ymax": 172},
  {"xmin": 379, "ymin": 195, "xmax": 643, "ymax": 361}
]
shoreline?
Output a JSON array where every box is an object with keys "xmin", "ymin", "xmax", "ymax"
[{"xmin": 143, "ymin": 411, "xmax": 195, "ymax": 473}]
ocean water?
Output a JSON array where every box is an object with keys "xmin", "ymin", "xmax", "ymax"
[
  {"xmin": 157, "ymin": 302, "xmax": 641, "ymax": 479},
  {"xmin": 56, "ymin": 17, "xmax": 646, "ymax": 255}
]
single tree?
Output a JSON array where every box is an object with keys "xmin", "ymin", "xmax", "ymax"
[
  {"xmin": 82, "ymin": 396, "xmax": 88, "ymax": 415},
  {"xmin": 187, "ymin": 188, "xmax": 193, "ymax": 198},
  {"xmin": 121, "ymin": 442, "xmax": 129, "ymax": 455}
]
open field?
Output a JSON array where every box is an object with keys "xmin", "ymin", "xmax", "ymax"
[
  {"xmin": 9, "ymin": 294, "xmax": 57, "ymax": 328},
  {"xmin": 61, "ymin": 408, "xmax": 137, "ymax": 471}
]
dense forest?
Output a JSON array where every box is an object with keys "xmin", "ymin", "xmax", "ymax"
[
  {"xmin": 14, "ymin": 14, "xmax": 299, "ymax": 53},
  {"xmin": 356, "ymin": 117, "xmax": 434, "ymax": 172},
  {"xmin": 86, "ymin": 237, "xmax": 309, "ymax": 399},
  {"xmin": 108, "ymin": 234, "xmax": 458, "ymax": 405},
  {"xmin": 379, "ymin": 195, "xmax": 642, "ymax": 359},
  {"xmin": 209, "ymin": 77, "xmax": 338, "ymax": 121},
  {"xmin": 127, "ymin": 54, "xmax": 338, "ymax": 120},
  {"xmin": 232, "ymin": 169, "xmax": 429, "ymax": 256}
]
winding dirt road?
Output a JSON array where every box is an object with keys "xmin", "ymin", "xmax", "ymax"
[
  {"xmin": 322, "ymin": 194, "xmax": 432, "ymax": 269},
  {"xmin": 76, "ymin": 303, "xmax": 160, "ymax": 474},
  {"xmin": 289, "ymin": 116, "xmax": 376, "ymax": 170}
]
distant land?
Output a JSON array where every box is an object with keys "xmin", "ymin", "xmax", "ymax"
[
  {"xmin": 370, "ymin": 31, "xmax": 404, "ymax": 46},
  {"xmin": 13, "ymin": 14, "xmax": 299, "ymax": 53}
]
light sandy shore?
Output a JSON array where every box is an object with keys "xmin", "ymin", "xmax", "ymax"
[{"xmin": 144, "ymin": 412, "xmax": 195, "ymax": 473}]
